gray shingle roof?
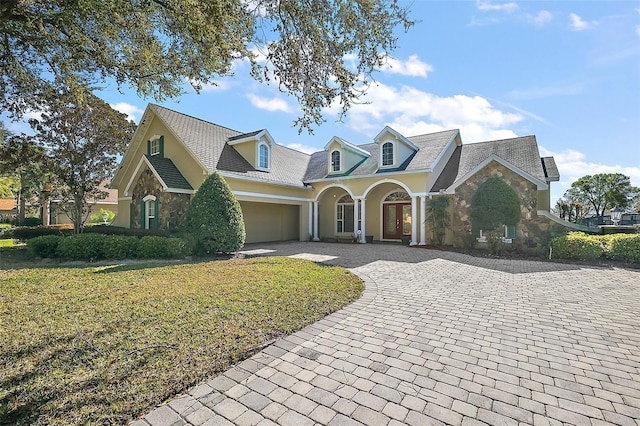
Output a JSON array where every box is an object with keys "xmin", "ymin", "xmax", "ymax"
[
  {"xmin": 429, "ymin": 135, "xmax": 547, "ymax": 192},
  {"xmin": 541, "ymin": 156, "xmax": 560, "ymax": 181},
  {"xmin": 150, "ymin": 105, "xmax": 310, "ymax": 188},
  {"xmin": 146, "ymin": 155, "xmax": 193, "ymax": 190},
  {"xmin": 304, "ymin": 129, "xmax": 458, "ymax": 181}
]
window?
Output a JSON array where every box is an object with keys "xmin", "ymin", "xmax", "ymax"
[
  {"xmin": 258, "ymin": 142, "xmax": 270, "ymax": 170},
  {"xmin": 336, "ymin": 195, "xmax": 354, "ymax": 233},
  {"xmin": 384, "ymin": 191, "xmax": 411, "ymax": 202},
  {"xmin": 331, "ymin": 150, "xmax": 341, "ymax": 172},
  {"xmin": 477, "ymin": 225, "xmax": 517, "ymax": 243},
  {"xmin": 143, "ymin": 195, "xmax": 157, "ymax": 229},
  {"xmin": 382, "ymin": 142, "xmax": 394, "ymax": 166},
  {"xmin": 150, "ymin": 138, "xmax": 160, "ymax": 156}
]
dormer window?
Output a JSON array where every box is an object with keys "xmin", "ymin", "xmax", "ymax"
[
  {"xmin": 330, "ymin": 150, "xmax": 341, "ymax": 172},
  {"xmin": 381, "ymin": 141, "xmax": 394, "ymax": 166},
  {"xmin": 148, "ymin": 135, "xmax": 164, "ymax": 157},
  {"xmin": 257, "ymin": 142, "xmax": 270, "ymax": 171}
]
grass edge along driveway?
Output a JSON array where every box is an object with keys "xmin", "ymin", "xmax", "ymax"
[{"xmin": 0, "ymin": 256, "xmax": 364, "ymax": 425}]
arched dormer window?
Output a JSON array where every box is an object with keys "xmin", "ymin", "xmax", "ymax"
[
  {"xmin": 381, "ymin": 141, "xmax": 394, "ymax": 167},
  {"xmin": 257, "ymin": 142, "xmax": 270, "ymax": 171},
  {"xmin": 330, "ymin": 150, "xmax": 341, "ymax": 172}
]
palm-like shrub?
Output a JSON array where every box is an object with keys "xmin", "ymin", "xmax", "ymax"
[{"xmin": 186, "ymin": 172, "xmax": 245, "ymax": 254}]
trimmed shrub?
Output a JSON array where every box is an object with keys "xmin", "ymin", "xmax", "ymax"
[
  {"xmin": 471, "ymin": 176, "xmax": 521, "ymax": 235},
  {"xmin": 27, "ymin": 235, "xmax": 63, "ymax": 258},
  {"xmin": 137, "ymin": 236, "xmax": 185, "ymax": 259},
  {"xmin": 57, "ymin": 234, "xmax": 106, "ymax": 261},
  {"xmin": 607, "ymin": 234, "xmax": 640, "ymax": 264},
  {"xmin": 13, "ymin": 225, "xmax": 74, "ymax": 241},
  {"xmin": 186, "ymin": 172, "xmax": 245, "ymax": 254},
  {"xmin": 84, "ymin": 225, "xmax": 170, "ymax": 237},
  {"xmin": 103, "ymin": 235, "xmax": 139, "ymax": 260},
  {"xmin": 22, "ymin": 217, "xmax": 43, "ymax": 227},
  {"xmin": 551, "ymin": 232, "xmax": 604, "ymax": 261}
]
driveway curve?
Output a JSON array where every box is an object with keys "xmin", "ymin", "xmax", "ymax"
[{"xmin": 133, "ymin": 242, "xmax": 640, "ymax": 426}]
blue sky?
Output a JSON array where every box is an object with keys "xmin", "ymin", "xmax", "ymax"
[{"xmin": 6, "ymin": 1, "xmax": 640, "ymax": 205}]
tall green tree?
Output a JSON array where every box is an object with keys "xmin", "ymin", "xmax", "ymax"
[
  {"xmin": 28, "ymin": 92, "xmax": 135, "ymax": 233},
  {"xmin": 425, "ymin": 196, "xmax": 450, "ymax": 246},
  {"xmin": 186, "ymin": 172, "xmax": 245, "ymax": 254},
  {"xmin": 470, "ymin": 176, "xmax": 521, "ymax": 235},
  {"xmin": 1, "ymin": 0, "xmax": 412, "ymax": 131},
  {"xmin": 565, "ymin": 173, "xmax": 640, "ymax": 218},
  {"xmin": 0, "ymin": 133, "xmax": 50, "ymax": 224}
]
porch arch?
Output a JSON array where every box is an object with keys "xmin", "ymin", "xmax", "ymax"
[
  {"xmin": 314, "ymin": 183, "xmax": 355, "ymax": 202},
  {"xmin": 362, "ymin": 178, "xmax": 414, "ymax": 199}
]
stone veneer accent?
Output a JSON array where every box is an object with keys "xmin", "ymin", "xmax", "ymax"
[
  {"xmin": 451, "ymin": 161, "xmax": 569, "ymax": 248},
  {"xmin": 131, "ymin": 168, "xmax": 190, "ymax": 230}
]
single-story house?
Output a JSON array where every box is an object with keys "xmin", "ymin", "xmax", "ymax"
[
  {"xmin": 111, "ymin": 104, "xmax": 578, "ymax": 246},
  {"xmin": 0, "ymin": 198, "xmax": 17, "ymax": 221},
  {"xmin": 47, "ymin": 182, "xmax": 119, "ymax": 225}
]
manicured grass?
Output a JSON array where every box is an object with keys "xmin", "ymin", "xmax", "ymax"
[{"xmin": 0, "ymin": 257, "xmax": 364, "ymax": 425}]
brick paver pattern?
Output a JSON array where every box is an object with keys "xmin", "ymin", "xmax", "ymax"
[{"xmin": 132, "ymin": 242, "xmax": 640, "ymax": 426}]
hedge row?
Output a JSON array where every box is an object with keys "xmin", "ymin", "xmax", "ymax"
[
  {"xmin": 27, "ymin": 234, "xmax": 185, "ymax": 261},
  {"xmin": 550, "ymin": 232, "xmax": 640, "ymax": 264},
  {"xmin": 13, "ymin": 225, "xmax": 170, "ymax": 241}
]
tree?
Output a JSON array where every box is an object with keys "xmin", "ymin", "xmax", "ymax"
[
  {"xmin": 1, "ymin": 0, "xmax": 412, "ymax": 131},
  {"xmin": 0, "ymin": 133, "xmax": 50, "ymax": 224},
  {"xmin": 28, "ymin": 91, "xmax": 135, "ymax": 233},
  {"xmin": 186, "ymin": 172, "xmax": 245, "ymax": 254},
  {"xmin": 565, "ymin": 174, "xmax": 640, "ymax": 219},
  {"xmin": 470, "ymin": 176, "xmax": 521, "ymax": 235},
  {"xmin": 555, "ymin": 196, "xmax": 587, "ymax": 223},
  {"xmin": 425, "ymin": 196, "xmax": 450, "ymax": 246}
]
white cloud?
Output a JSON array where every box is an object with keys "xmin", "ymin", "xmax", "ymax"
[
  {"xmin": 379, "ymin": 55, "xmax": 434, "ymax": 78},
  {"xmin": 247, "ymin": 94, "xmax": 291, "ymax": 113},
  {"xmin": 325, "ymin": 82, "xmax": 523, "ymax": 142},
  {"xmin": 636, "ymin": 25, "xmax": 640, "ymax": 37},
  {"xmin": 529, "ymin": 10, "xmax": 553, "ymax": 26},
  {"xmin": 285, "ymin": 143, "xmax": 320, "ymax": 154},
  {"xmin": 569, "ymin": 13, "xmax": 592, "ymax": 31},
  {"xmin": 110, "ymin": 102, "xmax": 143, "ymax": 122},
  {"xmin": 22, "ymin": 110, "xmax": 44, "ymax": 122},
  {"xmin": 539, "ymin": 146, "xmax": 640, "ymax": 202},
  {"xmin": 476, "ymin": 1, "xmax": 519, "ymax": 13},
  {"xmin": 505, "ymin": 80, "xmax": 586, "ymax": 100}
]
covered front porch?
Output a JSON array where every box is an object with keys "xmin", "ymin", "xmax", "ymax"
[{"xmin": 309, "ymin": 181, "xmax": 434, "ymax": 245}]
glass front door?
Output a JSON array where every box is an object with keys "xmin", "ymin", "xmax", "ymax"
[{"xmin": 383, "ymin": 203, "xmax": 411, "ymax": 239}]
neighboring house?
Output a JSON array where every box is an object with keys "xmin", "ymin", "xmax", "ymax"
[
  {"xmin": 48, "ymin": 182, "xmax": 119, "ymax": 225},
  {"xmin": 111, "ymin": 104, "xmax": 577, "ymax": 246},
  {"xmin": 580, "ymin": 212, "xmax": 640, "ymax": 227},
  {"xmin": 0, "ymin": 198, "xmax": 16, "ymax": 222}
]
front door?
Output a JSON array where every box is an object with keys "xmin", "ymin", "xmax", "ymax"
[{"xmin": 383, "ymin": 203, "xmax": 411, "ymax": 239}]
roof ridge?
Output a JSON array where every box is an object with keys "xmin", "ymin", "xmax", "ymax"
[
  {"xmin": 406, "ymin": 129, "xmax": 459, "ymax": 138},
  {"xmin": 274, "ymin": 143, "xmax": 312, "ymax": 157},
  {"xmin": 150, "ymin": 104, "xmax": 242, "ymax": 134},
  {"xmin": 466, "ymin": 135, "xmax": 536, "ymax": 145}
]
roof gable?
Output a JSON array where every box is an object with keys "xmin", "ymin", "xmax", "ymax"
[
  {"xmin": 324, "ymin": 137, "xmax": 371, "ymax": 158},
  {"xmin": 374, "ymin": 126, "xmax": 420, "ymax": 151}
]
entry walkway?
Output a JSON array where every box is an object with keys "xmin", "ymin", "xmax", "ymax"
[{"xmin": 133, "ymin": 242, "xmax": 640, "ymax": 426}]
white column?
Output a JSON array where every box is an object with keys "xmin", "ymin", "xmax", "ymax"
[
  {"xmin": 411, "ymin": 196, "xmax": 418, "ymax": 245},
  {"xmin": 353, "ymin": 198, "xmax": 359, "ymax": 240},
  {"xmin": 308, "ymin": 201, "xmax": 313, "ymax": 240},
  {"xmin": 313, "ymin": 201, "xmax": 320, "ymax": 241},
  {"xmin": 360, "ymin": 198, "xmax": 367, "ymax": 243},
  {"xmin": 420, "ymin": 195, "xmax": 427, "ymax": 245}
]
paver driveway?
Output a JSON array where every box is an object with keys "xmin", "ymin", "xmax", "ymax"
[{"xmin": 133, "ymin": 242, "xmax": 640, "ymax": 426}]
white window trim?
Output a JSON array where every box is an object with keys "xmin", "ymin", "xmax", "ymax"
[
  {"xmin": 143, "ymin": 195, "xmax": 156, "ymax": 230},
  {"xmin": 380, "ymin": 140, "xmax": 396, "ymax": 168},
  {"xmin": 477, "ymin": 225, "xmax": 516, "ymax": 243},
  {"xmin": 256, "ymin": 141, "xmax": 270, "ymax": 171},
  {"xmin": 150, "ymin": 136, "xmax": 161, "ymax": 156},
  {"xmin": 329, "ymin": 149, "xmax": 342, "ymax": 173}
]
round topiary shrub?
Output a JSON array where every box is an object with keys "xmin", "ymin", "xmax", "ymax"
[
  {"xmin": 186, "ymin": 172, "xmax": 245, "ymax": 255},
  {"xmin": 471, "ymin": 176, "xmax": 521, "ymax": 235},
  {"xmin": 27, "ymin": 235, "xmax": 63, "ymax": 258}
]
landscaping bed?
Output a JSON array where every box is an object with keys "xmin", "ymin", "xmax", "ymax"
[{"xmin": 0, "ymin": 256, "xmax": 364, "ymax": 425}]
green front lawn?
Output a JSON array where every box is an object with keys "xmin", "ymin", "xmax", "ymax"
[{"xmin": 0, "ymin": 257, "xmax": 364, "ymax": 425}]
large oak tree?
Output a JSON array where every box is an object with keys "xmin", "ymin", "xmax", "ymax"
[
  {"xmin": 565, "ymin": 173, "xmax": 639, "ymax": 218},
  {"xmin": 1, "ymin": 0, "xmax": 413, "ymax": 131}
]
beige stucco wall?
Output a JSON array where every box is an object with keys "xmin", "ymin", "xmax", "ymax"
[
  {"xmin": 241, "ymin": 201, "xmax": 299, "ymax": 243},
  {"xmin": 232, "ymin": 141, "xmax": 258, "ymax": 169},
  {"xmin": 51, "ymin": 202, "xmax": 118, "ymax": 225}
]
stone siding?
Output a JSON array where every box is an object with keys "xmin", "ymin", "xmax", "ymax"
[
  {"xmin": 451, "ymin": 161, "xmax": 569, "ymax": 248},
  {"xmin": 131, "ymin": 168, "xmax": 190, "ymax": 230}
]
